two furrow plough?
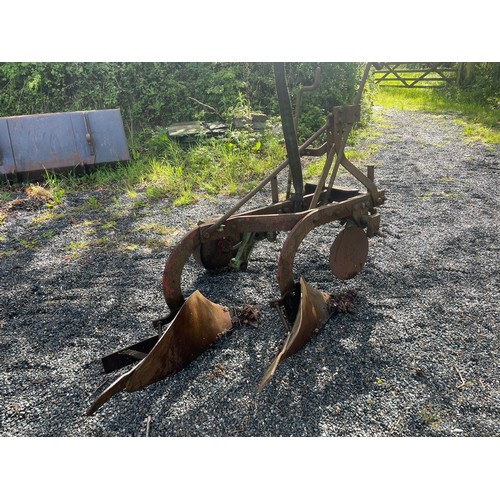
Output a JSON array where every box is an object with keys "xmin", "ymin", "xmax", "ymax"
[{"xmin": 87, "ymin": 62, "xmax": 385, "ymax": 415}]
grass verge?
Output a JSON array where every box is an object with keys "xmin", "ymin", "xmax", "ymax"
[
  {"xmin": 0, "ymin": 127, "xmax": 285, "ymax": 211},
  {"xmin": 373, "ymin": 85, "xmax": 500, "ymax": 144}
]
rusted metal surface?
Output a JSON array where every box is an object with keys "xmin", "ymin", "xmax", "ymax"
[
  {"xmin": 162, "ymin": 188, "xmax": 383, "ymax": 309},
  {"xmin": 274, "ymin": 62, "xmax": 303, "ymax": 203},
  {"xmin": 101, "ymin": 335, "xmax": 159, "ymax": 374},
  {"xmin": 276, "ymin": 192, "xmax": 381, "ymax": 296},
  {"xmin": 329, "ymin": 225, "xmax": 369, "ymax": 280},
  {"xmin": 259, "ymin": 277, "xmax": 331, "ymax": 391},
  {"xmin": 202, "ymin": 122, "xmax": 330, "ymax": 237},
  {"xmin": 87, "ymin": 290, "xmax": 232, "ymax": 415},
  {"xmin": 0, "ymin": 109, "xmax": 129, "ymax": 178},
  {"xmin": 162, "ymin": 227, "xmax": 203, "ymax": 310},
  {"xmin": 294, "ymin": 66, "xmax": 321, "ymax": 130},
  {"xmin": 88, "ymin": 63, "xmax": 387, "ymax": 415},
  {"xmin": 193, "ymin": 233, "xmax": 241, "ymax": 270},
  {"xmin": 309, "ymin": 146, "xmax": 336, "ymax": 209}
]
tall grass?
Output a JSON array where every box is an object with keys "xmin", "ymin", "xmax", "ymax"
[
  {"xmin": 373, "ymin": 85, "xmax": 500, "ymax": 144},
  {"xmin": 21, "ymin": 127, "xmax": 286, "ymax": 207}
]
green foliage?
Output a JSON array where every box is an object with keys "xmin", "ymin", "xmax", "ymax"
[
  {"xmin": 0, "ymin": 62, "xmax": 366, "ymax": 209},
  {"xmin": 284, "ymin": 62, "xmax": 369, "ymax": 140},
  {"xmin": 373, "ymin": 63, "xmax": 500, "ymax": 144},
  {"xmin": 0, "ymin": 62, "xmax": 363, "ymax": 144},
  {"xmin": 85, "ymin": 195, "xmax": 101, "ymax": 210},
  {"xmin": 452, "ymin": 62, "xmax": 500, "ymax": 108},
  {"xmin": 0, "ymin": 191, "xmax": 14, "ymax": 202}
]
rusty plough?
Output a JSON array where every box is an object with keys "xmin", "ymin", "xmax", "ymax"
[{"xmin": 87, "ymin": 63, "xmax": 385, "ymax": 415}]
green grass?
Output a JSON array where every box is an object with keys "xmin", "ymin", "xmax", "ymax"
[
  {"xmin": 32, "ymin": 210, "xmax": 66, "ymax": 225},
  {"xmin": 373, "ymin": 85, "xmax": 500, "ymax": 144},
  {"xmin": 0, "ymin": 191, "xmax": 14, "ymax": 202},
  {"xmin": 0, "ymin": 250, "xmax": 16, "ymax": 258},
  {"xmin": 135, "ymin": 222, "xmax": 179, "ymax": 236},
  {"xmin": 9, "ymin": 130, "xmax": 285, "ymax": 210},
  {"xmin": 115, "ymin": 132, "xmax": 281, "ymax": 203},
  {"xmin": 17, "ymin": 237, "xmax": 40, "ymax": 250},
  {"xmin": 420, "ymin": 405, "xmax": 440, "ymax": 430},
  {"xmin": 0, "ymin": 129, "xmax": 288, "ymax": 257},
  {"xmin": 1, "ymin": 83, "xmax": 497, "ymax": 215},
  {"xmin": 65, "ymin": 235, "xmax": 110, "ymax": 259}
]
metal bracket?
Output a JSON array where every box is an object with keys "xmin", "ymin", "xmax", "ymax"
[
  {"xmin": 83, "ymin": 111, "xmax": 96, "ymax": 157},
  {"xmin": 230, "ymin": 232, "xmax": 256, "ymax": 271},
  {"xmin": 366, "ymin": 213, "xmax": 381, "ymax": 237}
]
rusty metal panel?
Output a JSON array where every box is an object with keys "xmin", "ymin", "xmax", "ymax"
[
  {"xmin": 0, "ymin": 119, "xmax": 16, "ymax": 175},
  {"xmin": 7, "ymin": 112, "xmax": 94, "ymax": 174},
  {"xmin": 85, "ymin": 109, "xmax": 130, "ymax": 164}
]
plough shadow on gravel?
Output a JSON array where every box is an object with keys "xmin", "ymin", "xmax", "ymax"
[
  {"xmin": 147, "ymin": 296, "xmax": 394, "ymax": 437},
  {"xmin": 72, "ymin": 236, "xmax": 392, "ymax": 435},
  {"xmin": 80, "ymin": 237, "xmax": 409, "ymax": 435},
  {"xmin": 79, "ymin": 268, "xmax": 399, "ymax": 436},
  {"xmin": 4, "ymin": 188, "xmax": 497, "ymax": 435},
  {"xmin": 1, "ymin": 211, "xmax": 176, "ymax": 434}
]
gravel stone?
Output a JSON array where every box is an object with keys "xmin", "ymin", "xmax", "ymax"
[{"xmin": 0, "ymin": 106, "xmax": 498, "ymax": 436}]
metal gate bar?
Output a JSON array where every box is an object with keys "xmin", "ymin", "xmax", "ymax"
[{"xmin": 373, "ymin": 63, "xmax": 458, "ymax": 88}]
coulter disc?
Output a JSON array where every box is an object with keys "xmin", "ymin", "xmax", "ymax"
[
  {"xmin": 193, "ymin": 235, "xmax": 240, "ymax": 270},
  {"xmin": 329, "ymin": 225, "xmax": 368, "ymax": 280}
]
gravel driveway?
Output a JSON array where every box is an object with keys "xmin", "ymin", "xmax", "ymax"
[{"xmin": 1, "ymin": 106, "xmax": 498, "ymax": 437}]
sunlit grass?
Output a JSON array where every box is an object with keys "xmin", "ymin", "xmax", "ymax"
[
  {"xmin": 30, "ymin": 131, "xmax": 284, "ymax": 208},
  {"xmin": 65, "ymin": 235, "xmax": 110, "ymax": 259},
  {"xmin": 455, "ymin": 119, "xmax": 500, "ymax": 144},
  {"xmin": 135, "ymin": 222, "xmax": 178, "ymax": 235},
  {"xmin": 32, "ymin": 210, "xmax": 66, "ymax": 225},
  {"xmin": 19, "ymin": 128, "xmax": 284, "ymax": 212},
  {"xmin": 374, "ymin": 86, "xmax": 500, "ymax": 144},
  {"xmin": 374, "ymin": 87, "xmax": 449, "ymax": 111}
]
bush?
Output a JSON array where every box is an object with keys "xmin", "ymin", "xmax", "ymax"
[
  {"xmin": 0, "ymin": 62, "xmax": 365, "ymax": 143},
  {"xmin": 443, "ymin": 62, "xmax": 500, "ymax": 109}
]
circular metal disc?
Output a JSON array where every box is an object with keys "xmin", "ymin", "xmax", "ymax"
[
  {"xmin": 193, "ymin": 236, "xmax": 239, "ymax": 271},
  {"xmin": 329, "ymin": 225, "xmax": 369, "ymax": 280}
]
